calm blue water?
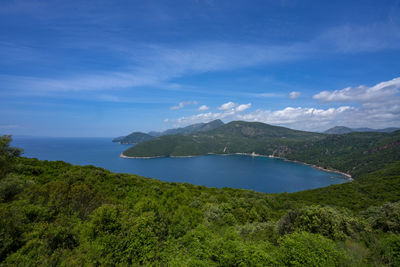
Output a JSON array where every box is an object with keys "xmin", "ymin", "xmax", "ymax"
[{"xmin": 11, "ymin": 136, "xmax": 348, "ymax": 193}]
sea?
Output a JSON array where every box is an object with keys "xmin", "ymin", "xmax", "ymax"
[{"xmin": 11, "ymin": 136, "xmax": 348, "ymax": 193}]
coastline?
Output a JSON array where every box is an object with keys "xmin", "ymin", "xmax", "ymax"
[
  {"xmin": 119, "ymin": 153, "xmax": 164, "ymax": 159},
  {"xmin": 266, "ymin": 155, "xmax": 353, "ymax": 181},
  {"xmin": 120, "ymin": 152, "xmax": 353, "ymax": 181}
]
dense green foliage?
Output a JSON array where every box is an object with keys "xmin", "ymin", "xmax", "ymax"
[
  {"xmin": 0, "ymin": 135, "xmax": 22, "ymax": 179},
  {"xmin": 287, "ymin": 131, "xmax": 400, "ymax": 177},
  {"xmin": 1, "ymin": 135, "xmax": 400, "ymax": 265}
]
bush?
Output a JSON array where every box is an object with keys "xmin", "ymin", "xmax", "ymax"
[
  {"xmin": 362, "ymin": 202, "xmax": 400, "ymax": 233},
  {"xmin": 0, "ymin": 135, "xmax": 22, "ymax": 179},
  {"xmin": 382, "ymin": 234, "xmax": 400, "ymax": 266},
  {"xmin": 278, "ymin": 205, "xmax": 366, "ymax": 240},
  {"xmin": 0, "ymin": 174, "xmax": 24, "ymax": 202},
  {"xmin": 278, "ymin": 231, "xmax": 349, "ymax": 266}
]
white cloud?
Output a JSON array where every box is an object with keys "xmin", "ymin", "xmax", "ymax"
[
  {"xmin": 168, "ymin": 76, "xmax": 400, "ymax": 131},
  {"xmin": 237, "ymin": 106, "xmax": 354, "ymax": 130},
  {"xmin": 170, "ymin": 101, "xmax": 198, "ymax": 110},
  {"xmin": 313, "ymin": 77, "xmax": 400, "ymax": 103},
  {"xmin": 197, "ymin": 105, "xmax": 210, "ymax": 111},
  {"xmin": 175, "ymin": 102, "xmax": 251, "ymax": 125},
  {"xmin": 218, "ymin": 101, "xmax": 237, "ymax": 110},
  {"xmin": 289, "ymin": 91, "xmax": 301, "ymax": 99},
  {"xmin": 235, "ymin": 103, "xmax": 251, "ymax": 112},
  {"xmin": 310, "ymin": 77, "xmax": 400, "ymax": 129}
]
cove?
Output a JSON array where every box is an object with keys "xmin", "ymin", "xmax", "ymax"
[{"xmin": 12, "ymin": 136, "xmax": 348, "ymax": 193}]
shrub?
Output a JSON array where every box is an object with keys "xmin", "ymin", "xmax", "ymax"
[
  {"xmin": 382, "ymin": 234, "xmax": 400, "ymax": 266},
  {"xmin": 278, "ymin": 205, "xmax": 366, "ymax": 240},
  {"xmin": 278, "ymin": 231, "xmax": 349, "ymax": 266},
  {"xmin": 0, "ymin": 174, "xmax": 24, "ymax": 202},
  {"xmin": 362, "ymin": 202, "xmax": 400, "ymax": 233}
]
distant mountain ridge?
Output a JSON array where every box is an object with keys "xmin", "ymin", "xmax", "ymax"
[
  {"xmin": 324, "ymin": 126, "xmax": 400, "ymax": 134},
  {"xmin": 113, "ymin": 119, "xmax": 224, "ymax": 144},
  {"xmin": 151, "ymin": 119, "xmax": 224, "ymax": 136}
]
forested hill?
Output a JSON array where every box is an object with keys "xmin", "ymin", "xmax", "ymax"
[
  {"xmin": 112, "ymin": 132, "xmax": 154, "ymax": 144},
  {"xmin": 286, "ymin": 131, "xmax": 400, "ymax": 177},
  {"xmin": 1, "ymin": 135, "xmax": 400, "ymax": 265},
  {"xmin": 122, "ymin": 121, "xmax": 400, "ymax": 178},
  {"xmin": 158, "ymin": 119, "xmax": 224, "ymax": 136},
  {"xmin": 122, "ymin": 121, "xmax": 324, "ymax": 158}
]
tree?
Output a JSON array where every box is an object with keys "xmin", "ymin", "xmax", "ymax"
[{"xmin": 0, "ymin": 135, "xmax": 22, "ymax": 179}]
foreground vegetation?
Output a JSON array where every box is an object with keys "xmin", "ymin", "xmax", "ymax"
[{"xmin": 1, "ymin": 135, "xmax": 400, "ymax": 266}]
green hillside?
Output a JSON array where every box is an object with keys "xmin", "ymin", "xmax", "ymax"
[
  {"xmin": 123, "ymin": 121, "xmax": 324, "ymax": 158},
  {"xmin": 324, "ymin": 126, "xmax": 354, "ymax": 134},
  {"xmin": 161, "ymin": 119, "xmax": 224, "ymax": 136},
  {"xmin": 113, "ymin": 132, "xmax": 154, "ymax": 144},
  {"xmin": 286, "ymin": 131, "xmax": 400, "ymax": 177},
  {"xmin": 1, "ymin": 135, "xmax": 400, "ymax": 265}
]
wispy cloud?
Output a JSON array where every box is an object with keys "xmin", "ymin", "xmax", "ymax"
[
  {"xmin": 253, "ymin": 93, "xmax": 283, "ymax": 98},
  {"xmin": 289, "ymin": 91, "xmax": 301, "ymax": 99},
  {"xmin": 3, "ymin": 19, "xmax": 400, "ymax": 96},
  {"xmin": 0, "ymin": 41, "xmax": 308, "ymax": 96},
  {"xmin": 170, "ymin": 101, "xmax": 198, "ymax": 110},
  {"xmin": 316, "ymin": 22, "xmax": 400, "ymax": 53}
]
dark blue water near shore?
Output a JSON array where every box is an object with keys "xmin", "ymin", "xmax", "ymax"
[{"xmin": 12, "ymin": 136, "xmax": 348, "ymax": 193}]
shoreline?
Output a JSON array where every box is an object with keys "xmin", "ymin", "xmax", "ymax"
[
  {"xmin": 120, "ymin": 152, "xmax": 353, "ymax": 181},
  {"xmin": 119, "ymin": 153, "xmax": 164, "ymax": 159}
]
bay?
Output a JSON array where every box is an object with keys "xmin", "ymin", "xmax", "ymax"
[{"xmin": 11, "ymin": 136, "xmax": 348, "ymax": 193}]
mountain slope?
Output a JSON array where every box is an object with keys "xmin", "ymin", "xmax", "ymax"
[
  {"xmin": 152, "ymin": 119, "xmax": 224, "ymax": 136},
  {"xmin": 324, "ymin": 126, "xmax": 353, "ymax": 134},
  {"xmin": 122, "ymin": 121, "xmax": 324, "ymax": 158},
  {"xmin": 113, "ymin": 132, "xmax": 154, "ymax": 144},
  {"xmin": 286, "ymin": 131, "xmax": 400, "ymax": 177}
]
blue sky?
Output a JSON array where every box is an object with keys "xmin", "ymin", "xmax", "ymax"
[{"xmin": 1, "ymin": 0, "xmax": 400, "ymax": 137}]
